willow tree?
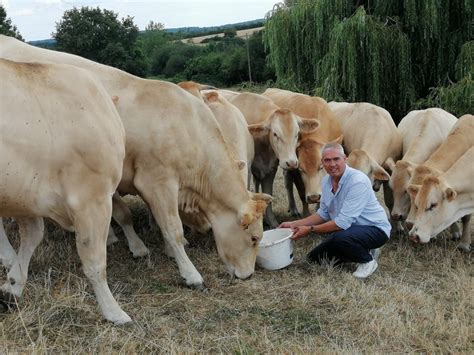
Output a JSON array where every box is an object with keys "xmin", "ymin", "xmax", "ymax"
[{"xmin": 264, "ymin": 0, "xmax": 472, "ymax": 120}]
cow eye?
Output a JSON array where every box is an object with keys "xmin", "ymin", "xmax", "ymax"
[
  {"xmin": 426, "ymin": 203, "xmax": 438, "ymax": 212},
  {"xmin": 273, "ymin": 132, "xmax": 278, "ymax": 139}
]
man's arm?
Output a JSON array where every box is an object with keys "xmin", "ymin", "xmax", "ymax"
[{"xmin": 279, "ymin": 213, "xmax": 327, "ymax": 229}]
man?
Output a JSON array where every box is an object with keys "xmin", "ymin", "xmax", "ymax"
[{"xmin": 279, "ymin": 143, "xmax": 391, "ymax": 278}]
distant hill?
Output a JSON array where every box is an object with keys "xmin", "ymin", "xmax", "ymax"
[{"xmin": 28, "ymin": 18, "xmax": 265, "ymax": 47}]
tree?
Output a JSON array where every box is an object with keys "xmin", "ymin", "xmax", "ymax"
[
  {"xmin": 53, "ymin": 6, "xmax": 147, "ymax": 76},
  {"xmin": 0, "ymin": 5, "xmax": 23, "ymax": 40},
  {"xmin": 264, "ymin": 0, "xmax": 472, "ymax": 120}
]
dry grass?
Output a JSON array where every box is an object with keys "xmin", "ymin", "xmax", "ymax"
[{"xmin": 1, "ymin": 170, "xmax": 472, "ymax": 353}]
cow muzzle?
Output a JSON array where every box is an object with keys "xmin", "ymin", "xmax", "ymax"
[
  {"xmin": 284, "ymin": 159, "xmax": 299, "ymax": 170},
  {"xmin": 391, "ymin": 213, "xmax": 405, "ymax": 222},
  {"xmin": 306, "ymin": 193, "xmax": 321, "ymax": 204}
]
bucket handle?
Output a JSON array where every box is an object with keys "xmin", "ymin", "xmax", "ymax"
[{"xmin": 262, "ymin": 233, "xmax": 293, "ymax": 247}]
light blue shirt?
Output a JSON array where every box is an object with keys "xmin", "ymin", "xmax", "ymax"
[{"xmin": 316, "ymin": 166, "xmax": 391, "ymax": 237}]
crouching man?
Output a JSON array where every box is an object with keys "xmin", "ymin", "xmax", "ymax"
[{"xmin": 279, "ymin": 143, "xmax": 391, "ymax": 278}]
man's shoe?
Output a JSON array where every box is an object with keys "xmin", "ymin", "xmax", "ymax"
[
  {"xmin": 353, "ymin": 259, "xmax": 378, "ymax": 278},
  {"xmin": 370, "ymin": 248, "xmax": 381, "ymax": 261}
]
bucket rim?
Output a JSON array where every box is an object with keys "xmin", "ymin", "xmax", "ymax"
[{"xmin": 259, "ymin": 228, "xmax": 293, "ymax": 247}]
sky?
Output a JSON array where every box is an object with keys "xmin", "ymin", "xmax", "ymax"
[{"xmin": 1, "ymin": 0, "xmax": 278, "ymax": 41}]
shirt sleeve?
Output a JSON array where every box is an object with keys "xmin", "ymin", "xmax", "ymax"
[
  {"xmin": 316, "ymin": 196, "xmax": 330, "ymax": 221},
  {"xmin": 334, "ymin": 181, "xmax": 370, "ymax": 230}
]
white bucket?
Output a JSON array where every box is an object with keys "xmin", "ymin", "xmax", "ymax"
[{"xmin": 256, "ymin": 228, "xmax": 294, "ymax": 270}]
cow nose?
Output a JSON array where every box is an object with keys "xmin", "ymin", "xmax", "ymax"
[
  {"xmin": 406, "ymin": 221, "xmax": 414, "ymax": 230},
  {"xmin": 286, "ymin": 160, "xmax": 299, "ymax": 170},
  {"xmin": 306, "ymin": 194, "xmax": 320, "ymax": 204},
  {"xmin": 409, "ymin": 234, "xmax": 420, "ymax": 244},
  {"xmin": 391, "ymin": 214, "xmax": 404, "ymax": 221}
]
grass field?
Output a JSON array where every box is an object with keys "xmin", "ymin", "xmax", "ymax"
[{"xmin": 1, "ymin": 169, "xmax": 472, "ymax": 352}]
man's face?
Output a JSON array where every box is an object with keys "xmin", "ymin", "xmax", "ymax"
[{"xmin": 321, "ymin": 148, "xmax": 347, "ymax": 179}]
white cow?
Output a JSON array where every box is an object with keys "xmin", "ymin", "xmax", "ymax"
[
  {"xmin": 404, "ymin": 114, "xmax": 474, "ymax": 250},
  {"xmin": 328, "ymin": 102, "xmax": 402, "ymax": 190},
  {"xmin": 385, "ymin": 108, "xmax": 458, "ymax": 225},
  {"xmin": 0, "ymin": 59, "xmax": 128, "ymax": 323},
  {"xmin": 0, "ymin": 35, "xmax": 272, "ymax": 293},
  {"xmin": 229, "ymin": 92, "xmax": 319, "ymax": 226},
  {"xmin": 407, "ymin": 146, "xmax": 474, "ymax": 250}
]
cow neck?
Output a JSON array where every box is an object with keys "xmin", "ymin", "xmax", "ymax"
[{"xmin": 442, "ymin": 148, "xmax": 474, "ymax": 194}]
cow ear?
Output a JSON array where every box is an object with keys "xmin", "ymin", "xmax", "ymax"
[
  {"xmin": 248, "ymin": 123, "xmax": 270, "ymax": 139},
  {"xmin": 373, "ymin": 166, "xmax": 390, "ymax": 181},
  {"xmin": 445, "ymin": 187, "xmax": 457, "ymax": 201},
  {"xmin": 383, "ymin": 157, "xmax": 396, "ymax": 173},
  {"xmin": 405, "ymin": 161, "xmax": 415, "ymax": 177},
  {"xmin": 235, "ymin": 160, "xmax": 246, "ymax": 170},
  {"xmin": 249, "ymin": 192, "xmax": 273, "ymax": 204},
  {"xmin": 298, "ymin": 118, "xmax": 320, "ymax": 133},
  {"xmin": 204, "ymin": 91, "xmax": 219, "ymax": 103},
  {"xmin": 407, "ymin": 184, "xmax": 420, "ymax": 198},
  {"xmin": 112, "ymin": 95, "xmax": 119, "ymax": 105},
  {"xmin": 330, "ymin": 134, "xmax": 343, "ymax": 144},
  {"xmin": 254, "ymin": 200, "xmax": 268, "ymax": 215}
]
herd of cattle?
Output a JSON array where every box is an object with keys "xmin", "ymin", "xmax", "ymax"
[{"xmin": 0, "ymin": 34, "xmax": 472, "ymax": 324}]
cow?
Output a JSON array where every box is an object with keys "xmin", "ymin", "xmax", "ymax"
[
  {"xmin": 403, "ymin": 114, "xmax": 474, "ymax": 250},
  {"xmin": 384, "ymin": 109, "xmax": 458, "ymax": 229},
  {"xmin": 407, "ymin": 146, "xmax": 473, "ymax": 251},
  {"xmin": 327, "ymin": 102, "xmax": 402, "ymax": 191},
  {"xmin": 262, "ymin": 88, "xmax": 343, "ymax": 217},
  {"xmin": 228, "ymin": 92, "xmax": 319, "ymax": 226},
  {"xmin": 0, "ymin": 35, "xmax": 272, "ymax": 295},
  {"xmin": 0, "ymin": 59, "xmax": 129, "ymax": 323}
]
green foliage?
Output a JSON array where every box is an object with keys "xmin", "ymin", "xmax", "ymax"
[
  {"xmin": 0, "ymin": 5, "xmax": 23, "ymax": 40},
  {"xmin": 53, "ymin": 6, "xmax": 147, "ymax": 76},
  {"xmin": 264, "ymin": 0, "xmax": 472, "ymax": 120}
]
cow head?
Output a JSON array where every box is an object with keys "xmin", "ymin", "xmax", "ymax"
[
  {"xmin": 407, "ymin": 177, "xmax": 458, "ymax": 244},
  {"xmin": 297, "ymin": 134, "xmax": 343, "ymax": 204},
  {"xmin": 347, "ymin": 149, "xmax": 390, "ymax": 191},
  {"xmin": 210, "ymin": 192, "xmax": 272, "ymax": 279},
  {"xmin": 248, "ymin": 109, "xmax": 318, "ymax": 171},
  {"xmin": 386, "ymin": 159, "xmax": 416, "ymax": 222}
]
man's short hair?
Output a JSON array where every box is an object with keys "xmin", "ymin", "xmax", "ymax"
[{"xmin": 321, "ymin": 142, "xmax": 346, "ymax": 157}]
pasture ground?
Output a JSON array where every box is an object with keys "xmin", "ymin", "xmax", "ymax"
[{"xmin": 1, "ymin": 170, "xmax": 472, "ymax": 353}]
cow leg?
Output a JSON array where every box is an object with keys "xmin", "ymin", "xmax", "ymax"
[
  {"xmin": 107, "ymin": 226, "xmax": 119, "ymax": 246},
  {"xmin": 457, "ymin": 214, "xmax": 471, "ymax": 252},
  {"xmin": 284, "ymin": 171, "xmax": 299, "ymax": 217},
  {"xmin": 261, "ymin": 169, "xmax": 279, "ymax": 228},
  {"xmin": 0, "ymin": 218, "xmax": 18, "ymax": 269},
  {"xmin": 1, "ymin": 217, "xmax": 44, "ymax": 304},
  {"xmin": 449, "ymin": 222, "xmax": 462, "ymax": 240},
  {"xmin": 73, "ymin": 197, "xmax": 131, "ymax": 324},
  {"xmin": 111, "ymin": 193, "xmax": 149, "ymax": 257},
  {"xmin": 383, "ymin": 181, "xmax": 404, "ymax": 235},
  {"xmin": 135, "ymin": 177, "xmax": 204, "ymax": 288},
  {"xmin": 293, "ymin": 172, "xmax": 310, "ymax": 216}
]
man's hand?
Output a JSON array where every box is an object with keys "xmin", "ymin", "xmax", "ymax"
[
  {"xmin": 291, "ymin": 225, "xmax": 312, "ymax": 240},
  {"xmin": 278, "ymin": 221, "xmax": 294, "ymax": 229}
]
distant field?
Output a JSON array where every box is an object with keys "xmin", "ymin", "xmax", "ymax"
[
  {"xmin": 180, "ymin": 26, "xmax": 264, "ymax": 44},
  {"xmin": 1, "ymin": 169, "xmax": 472, "ymax": 352}
]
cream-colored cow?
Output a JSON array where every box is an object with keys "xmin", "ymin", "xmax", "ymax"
[
  {"xmin": 403, "ymin": 114, "xmax": 474, "ymax": 250},
  {"xmin": 407, "ymin": 146, "xmax": 474, "ymax": 250},
  {"xmin": 262, "ymin": 88, "xmax": 342, "ymax": 216},
  {"xmin": 229, "ymin": 92, "xmax": 319, "ymax": 226},
  {"xmin": 0, "ymin": 59, "xmax": 128, "ymax": 323},
  {"xmin": 328, "ymin": 102, "xmax": 402, "ymax": 190},
  {"xmin": 0, "ymin": 35, "xmax": 271, "ymax": 290},
  {"xmin": 385, "ymin": 109, "xmax": 458, "ymax": 225}
]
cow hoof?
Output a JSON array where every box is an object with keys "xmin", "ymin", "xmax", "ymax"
[
  {"xmin": 189, "ymin": 283, "xmax": 209, "ymax": 293},
  {"xmin": 131, "ymin": 247, "xmax": 150, "ymax": 258},
  {"xmin": 0, "ymin": 290, "xmax": 19, "ymax": 311},
  {"xmin": 457, "ymin": 243, "xmax": 471, "ymax": 253}
]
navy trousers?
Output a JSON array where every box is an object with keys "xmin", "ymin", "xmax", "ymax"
[{"xmin": 307, "ymin": 225, "xmax": 388, "ymax": 265}]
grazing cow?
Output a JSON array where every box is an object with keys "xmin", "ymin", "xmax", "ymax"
[
  {"xmin": 0, "ymin": 35, "xmax": 272, "ymax": 291},
  {"xmin": 262, "ymin": 88, "xmax": 342, "ymax": 217},
  {"xmin": 403, "ymin": 114, "xmax": 474, "ymax": 250},
  {"xmin": 407, "ymin": 146, "xmax": 474, "ymax": 251},
  {"xmin": 0, "ymin": 59, "xmax": 129, "ymax": 323},
  {"xmin": 229, "ymin": 92, "xmax": 319, "ymax": 226},
  {"xmin": 384, "ymin": 109, "xmax": 458, "ymax": 225},
  {"xmin": 328, "ymin": 102, "xmax": 402, "ymax": 190}
]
